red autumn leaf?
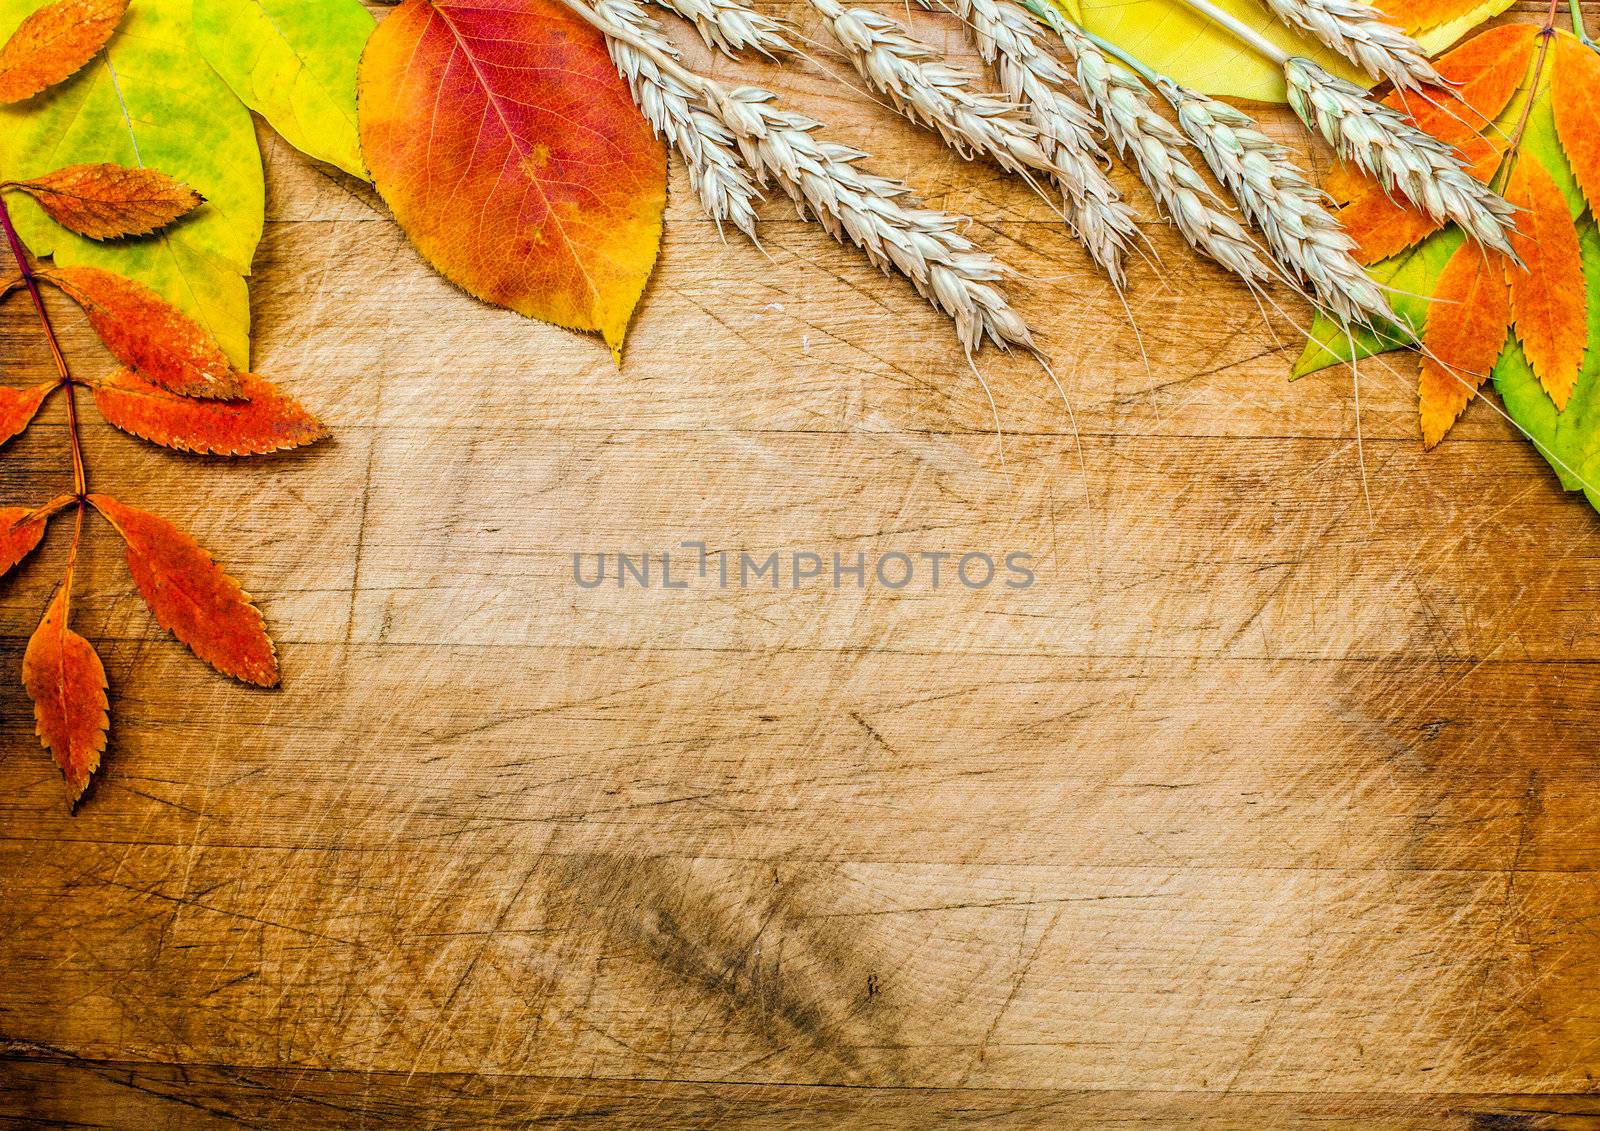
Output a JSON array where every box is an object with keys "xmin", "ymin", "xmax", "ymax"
[
  {"xmin": 0, "ymin": 0, "xmax": 127, "ymax": 103},
  {"xmin": 41, "ymin": 265, "xmax": 242, "ymax": 399},
  {"xmin": 1552, "ymin": 33, "xmax": 1600, "ymax": 221},
  {"xmin": 6, "ymin": 163, "xmax": 204, "ymax": 240},
  {"xmin": 1389, "ymin": 24, "xmax": 1539, "ymax": 148},
  {"xmin": 1504, "ymin": 158, "xmax": 1587, "ymax": 410},
  {"xmin": 1419, "ymin": 242, "xmax": 1512, "ymax": 447},
  {"xmin": 22, "ymin": 582, "xmax": 109, "ymax": 804},
  {"xmin": 0, "ymin": 381, "xmax": 52, "ymax": 446},
  {"xmin": 1334, "ymin": 135, "xmax": 1505, "ymax": 264},
  {"xmin": 89, "ymin": 493, "xmax": 277, "ymax": 686},
  {"xmin": 93, "ymin": 368, "xmax": 327, "ymax": 455},
  {"xmin": 358, "ymin": 0, "xmax": 666, "ymax": 358},
  {"xmin": 0, "ymin": 504, "xmax": 50, "ymax": 576}
]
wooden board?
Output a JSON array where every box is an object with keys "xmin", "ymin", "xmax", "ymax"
[{"xmin": 2, "ymin": 5, "xmax": 1598, "ymax": 1126}]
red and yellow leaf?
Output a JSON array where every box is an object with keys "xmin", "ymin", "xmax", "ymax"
[
  {"xmin": 0, "ymin": 381, "xmax": 51, "ymax": 446},
  {"xmin": 1334, "ymin": 135, "xmax": 1505, "ymax": 264},
  {"xmin": 1389, "ymin": 23, "xmax": 1539, "ymax": 148},
  {"xmin": 0, "ymin": 504, "xmax": 49, "ymax": 576},
  {"xmin": 94, "ymin": 368, "xmax": 327, "ymax": 455},
  {"xmin": 22, "ymin": 583, "xmax": 109, "ymax": 804},
  {"xmin": 89, "ymin": 493, "xmax": 277, "ymax": 686},
  {"xmin": 0, "ymin": 0, "xmax": 127, "ymax": 103},
  {"xmin": 1419, "ymin": 243, "xmax": 1512, "ymax": 446},
  {"xmin": 41, "ymin": 265, "xmax": 242, "ymax": 399},
  {"xmin": 358, "ymin": 0, "xmax": 666, "ymax": 359},
  {"xmin": 6, "ymin": 163, "xmax": 204, "ymax": 240},
  {"xmin": 1552, "ymin": 33, "xmax": 1600, "ymax": 220},
  {"xmin": 1504, "ymin": 158, "xmax": 1587, "ymax": 410}
]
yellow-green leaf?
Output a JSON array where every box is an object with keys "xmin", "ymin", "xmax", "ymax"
[
  {"xmin": 194, "ymin": 0, "xmax": 372, "ymax": 180},
  {"xmin": 0, "ymin": 0, "xmax": 264, "ymax": 366}
]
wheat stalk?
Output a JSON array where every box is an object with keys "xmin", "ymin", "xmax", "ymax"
[
  {"xmin": 562, "ymin": 0, "xmax": 1036, "ymax": 353},
  {"xmin": 647, "ymin": 0, "xmax": 796, "ymax": 57},
  {"xmin": 1285, "ymin": 57, "xmax": 1517, "ymax": 257},
  {"xmin": 1259, "ymin": 0, "xmax": 1441, "ymax": 91},
  {"xmin": 599, "ymin": 0, "xmax": 763, "ymax": 238},
  {"xmin": 939, "ymin": 0, "xmax": 1140, "ymax": 284},
  {"xmin": 1156, "ymin": 78, "xmax": 1395, "ymax": 326}
]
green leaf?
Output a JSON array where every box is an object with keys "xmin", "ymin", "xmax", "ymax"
[
  {"xmin": 1064, "ymin": 0, "xmax": 1513, "ymax": 102},
  {"xmin": 1290, "ymin": 230, "xmax": 1463, "ymax": 378},
  {"xmin": 0, "ymin": 0, "xmax": 264, "ymax": 367},
  {"xmin": 1494, "ymin": 219, "xmax": 1600, "ymax": 505},
  {"xmin": 194, "ymin": 0, "xmax": 372, "ymax": 180}
]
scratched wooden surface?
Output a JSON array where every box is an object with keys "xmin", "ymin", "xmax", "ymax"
[{"xmin": 2, "ymin": 4, "xmax": 1599, "ymax": 1128}]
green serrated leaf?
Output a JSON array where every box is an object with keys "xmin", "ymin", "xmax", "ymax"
[
  {"xmin": 194, "ymin": 0, "xmax": 372, "ymax": 180},
  {"xmin": 0, "ymin": 0, "xmax": 264, "ymax": 367}
]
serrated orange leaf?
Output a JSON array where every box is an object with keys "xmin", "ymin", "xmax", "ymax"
[
  {"xmin": 6, "ymin": 163, "xmax": 204, "ymax": 240},
  {"xmin": 1389, "ymin": 23, "xmax": 1538, "ymax": 147},
  {"xmin": 358, "ymin": 0, "xmax": 666, "ymax": 359},
  {"xmin": 1552, "ymin": 32, "xmax": 1600, "ymax": 220},
  {"xmin": 89, "ymin": 494, "xmax": 277, "ymax": 686},
  {"xmin": 1504, "ymin": 158, "xmax": 1587, "ymax": 410},
  {"xmin": 0, "ymin": 381, "xmax": 51, "ymax": 446},
  {"xmin": 22, "ymin": 583, "xmax": 109, "ymax": 804},
  {"xmin": 41, "ymin": 266, "xmax": 242, "ymax": 399},
  {"xmin": 1335, "ymin": 135, "xmax": 1505, "ymax": 264},
  {"xmin": 1419, "ymin": 242, "xmax": 1511, "ymax": 446},
  {"xmin": 94, "ymin": 368, "xmax": 328, "ymax": 455},
  {"xmin": 0, "ymin": 0, "xmax": 127, "ymax": 103},
  {"xmin": 0, "ymin": 505, "xmax": 49, "ymax": 576},
  {"xmin": 1375, "ymin": 0, "xmax": 1487, "ymax": 32}
]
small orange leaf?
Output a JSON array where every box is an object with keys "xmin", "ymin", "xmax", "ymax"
[
  {"xmin": 89, "ymin": 494, "xmax": 277, "ymax": 686},
  {"xmin": 41, "ymin": 266, "xmax": 242, "ymax": 399},
  {"xmin": 1376, "ymin": 0, "xmax": 1490, "ymax": 32},
  {"xmin": 1334, "ymin": 136, "xmax": 1504, "ymax": 264},
  {"xmin": 22, "ymin": 583, "xmax": 109, "ymax": 804},
  {"xmin": 1419, "ymin": 243, "xmax": 1512, "ymax": 447},
  {"xmin": 1505, "ymin": 159, "xmax": 1587, "ymax": 410},
  {"xmin": 0, "ymin": 381, "xmax": 52, "ymax": 446},
  {"xmin": 1361, "ymin": 23, "xmax": 1540, "ymax": 154},
  {"xmin": 94, "ymin": 368, "xmax": 328, "ymax": 455},
  {"xmin": 1552, "ymin": 33, "xmax": 1600, "ymax": 220},
  {"xmin": 0, "ymin": 0, "xmax": 127, "ymax": 103},
  {"xmin": 0, "ymin": 505, "xmax": 49, "ymax": 576},
  {"xmin": 7, "ymin": 163, "xmax": 204, "ymax": 240}
]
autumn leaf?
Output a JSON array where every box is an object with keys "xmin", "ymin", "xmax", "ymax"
[
  {"xmin": 1374, "ymin": 0, "xmax": 1490, "ymax": 32},
  {"xmin": 89, "ymin": 493, "xmax": 277, "ymax": 686},
  {"xmin": 22, "ymin": 581, "xmax": 109, "ymax": 804},
  {"xmin": 358, "ymin": 0, "xmax": 667, "ymax": 359},
  {"xmin": 1552, "ymin": 33, "xmax": 1600, "ymax": 220},
  {"xmin": 1391, "ymin": 23, "xmax": 1538, "ymax": 146},
  {"xmin": 0, "ymin": 503, "xmax": 49, "ymax": 575},
  {"xmin": 0, "ymin": 380, "xmax": 51, "ymax": 445},
  {"xmin": 0, "ymin": 0, "xmax": 125, "ymax": 103},
  {"xmin": 1505, "ymin": 157, "xmax": 1587, "ymax": 410},
  {"xmin": 1419, "ymin": 242, "xmax": 1512, "ymax": 446},
  {"xmin": 41, "ymin": 265, "xmax": 242, "ymax": 399},
  {"xmin": 94, "ymin": 368, "xmax": 328, "ymax": 455},
  {"xmin": 4, "ymin": 162, "xmax": 202, "ymax": 240}
]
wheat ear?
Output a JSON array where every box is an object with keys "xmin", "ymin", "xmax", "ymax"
[
  {"xmin": 939, "ymin": 0, "xmax": 1139, "ymax": 285},
  {"xmin": 1259, "ymin": 0, "xmax": 1440, "ymax": 91},
  {"xmin": 599, "ymin": 0, "xmax": 763, "ymax": 238},
  {"xmin": 647, "ymin": 0, "xmax": 795, "ymax": 57},
  {"xmin": 1285, "ymin": 58, "xmax": 1516, "ymax": 257},
  {"xmin": 1156, "ymin": 78, "xmax": 1395, "ymax": 327},
  {"xmin": 563, "ymin": 0, "xmax": 1036, "ymax": 353}
]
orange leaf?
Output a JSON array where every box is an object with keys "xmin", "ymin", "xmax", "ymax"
[
  {"xmin": 22, "ymin": 583, "xmax": 109, "ymax": 804},
  {"xmin": 41, "ymin": 265, "xmax": 242, "ymax": 399},
  {"xmin": 0, "ymin": 505, "xmax": 49, "ymax": 577},
  {"xmin": 1395, "ymin": 24, "xmax": 1538, "ymax": 146},
  {"xmin": 1504, "ymin": 159, "xmax": 1587, "ymax": 410},
  {"xmin": 358, "ymin": 0, "xmax": 666, "ymax": 359},
  {"xmin": 1552, "ymin": 32, "xmax": 1600, "ymax": 221},
  {"xmin": 89, "ymin": 494, "xmax": 277, "ymax": 686},
  {"xmin": 0, "ymin": 0, "xmax": 127, "ymax": 103},
  {"xmin": 7, "ymin": 163, "xmax": 204, "ymax": 240},
  {"xmin": 1419, "ymin": 242, "xmax": 1512, "ymax": 446},
  {"xmin": 1376, "ymin": 0, "xmax": 1490, "ymax": 32},
  {"xmin": 0, "ymin": 381, "xmax": 51, "ymax": 446},
  {"xmin": 1334, "ymin": 135, "xmax": 1504, "ymax": 264},
  {"xmin": 94, "ymin": 368, "xmax": 328, "ymax": 455}
]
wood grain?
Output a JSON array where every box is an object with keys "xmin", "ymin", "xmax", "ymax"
[{"xmin": 1, "ymin": 3, "xmax": 1597, "ymax": 1126}]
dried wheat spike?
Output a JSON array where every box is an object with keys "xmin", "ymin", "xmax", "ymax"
[
  {"xmin": 648, "ymin": 0, "xmax": 796, "ymax": 57},
  {"xmin": 1261, "ymin": 0, "xmax": 1441, "ymax": 91}
]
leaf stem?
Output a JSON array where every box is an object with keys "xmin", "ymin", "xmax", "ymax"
[
  {"xmin": 0, "ymin": 191, "xmax": 86, "ymax": 498},
  {"xmin": 1572, "ymin": 0, "xmax": 1593, "ymax": 45}
]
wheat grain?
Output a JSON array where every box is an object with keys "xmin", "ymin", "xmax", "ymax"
[
  {"xmin": 1285, "ymin": 57, "xmax": 1517, "ymax": 256},
  {"xmin": 1261, "ymin": 0, "xmax": 1440, "ymax": 91},
  {"xmin": 648, "ymin": 0, "xmax": 795, "ymax": 58},
  {"xmin": 1157, "ymin": 79, "xmax": 1394, "ymax": 326}
]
